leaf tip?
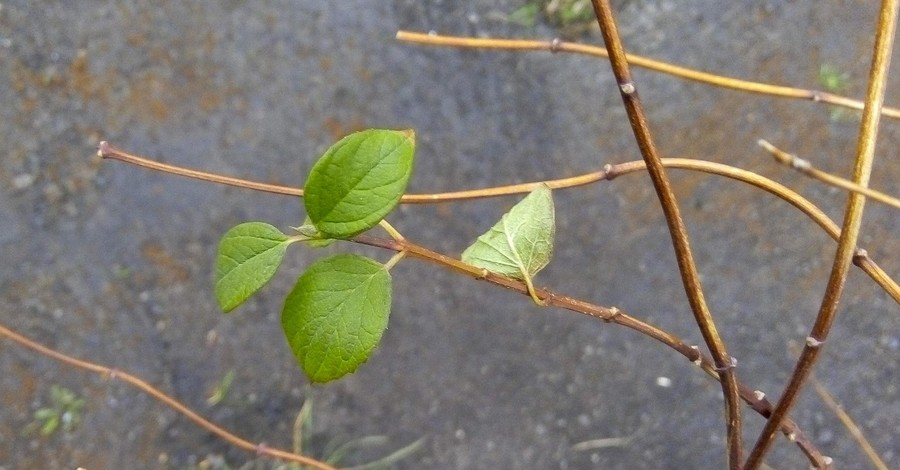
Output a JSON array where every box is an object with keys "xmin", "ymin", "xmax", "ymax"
[{"xmin": 399, "ymin": 128, "xmax": 416, "ymax": 144}]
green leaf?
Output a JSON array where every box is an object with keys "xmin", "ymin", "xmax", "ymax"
[
  {"xmin": 304, "ymin": 129, "xmax": 415, "ymax": 238},
  {"xmin": 215, "ymin": 222, "xmax": 293, "ymax": 313},
  {"xmin": 282, "ymin": 254, "xmax": 392, "ymax": 383},
  {"xmin": 461, "ymin": 185, "xmax": 555, "ymax": 281}
]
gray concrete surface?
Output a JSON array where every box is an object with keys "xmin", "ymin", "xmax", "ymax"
[{"xmin": 1, "ymin": 1, "xmax": 898, "ymax": 468}]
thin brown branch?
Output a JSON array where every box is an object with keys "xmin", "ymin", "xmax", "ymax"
[
  {"xmin": 395, "ymin": 31, "xmax": 900, "ymax": 120},
  {"xmin": 351, "ymin": 234, "xmax": 827, "ymax": 468},
  {"xmin": 97, "ymin": 141, "xmax": 604, "ymax": 203},
  {"xmin": 588, "ymin": 1, "xmax": 743, "ymax": 466},
  {"xmin": 744, "ymin": 1, "xmax": 899, "ymax": 468},
  {"xmin": 758, "ymin": 139, "xmax": 900, "ymax": 210},
  {"xmin": 96, "ymin": 143, "xmax": 900, "ymax": 306},
  {"xmin": 0, "ymin": 323, "xmax": 338, "ymax": 470}
]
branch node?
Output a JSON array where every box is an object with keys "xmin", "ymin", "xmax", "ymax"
[
  {"xmin": 550, "ymin": 38, "xmax": 562, "ymax": 53},
  {"xmin": 106, "ymin": 368, "xmax": 120, "ymax": 381},
  {"xmin": 790, "ymin": 156, "xmax": 812, "ymax": 171},
  {"xmin": 853, "ymin": 248, "xmax": 869, "ymax": 265},
  {"xmin": 753, "ymin": 390, "xmax": 766, "ymax": 401},
  {"xmin": 255, "ymin": 442, "xmax": 269, "ymax": 456},
  {"xmin": 619, "ymin": 81, "xmax": 636, "ymax": 95},
  {"xmin": 786, "ymin": 431, "xmax": 797, "ymax": 442},
  {"xmin": 811, "ymin": 91, "xmax": 824, "ymax": 102},
  {"xmin": 604, "ymin": 306, "xmax": 622, "ymax": 323},
  {"xmin": 476, "ymin": 268, "xmax": 489, "ymax": 280},
  {"xmin": 97, "ymin": 141, "xmax": 111, "ymax": 158},
  {"xmin": 714, "ymin": 356, "xmax": 738, "ymax": 372},
  {"xmin": 602, "ymin": 163, "xmax": 617, "ymax": 181},
  {"xmin": 805, "ymin": 336, "xmax": 824, "ymax": 348}
]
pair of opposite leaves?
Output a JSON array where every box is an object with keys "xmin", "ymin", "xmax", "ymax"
[{"xmin": 214, "ymin": 129, "xmax": 554, "ymax": 383}]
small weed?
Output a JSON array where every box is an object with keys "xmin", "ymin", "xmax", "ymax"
[
  {"xmin": 505, "ymin": 1, "xmax": 598, "ymax": 34},
  {"xmin": 206, "ymin": 369, "xmax": 235, "ymax": 407},
  {"xmin": 183, "ymin": 397, "xmax": 423, "ymax": 470},
  {"xmin": 818, "ymin": 63, "xmax": 856, "ymax": 121},
  {"xmin": 23, "ymin": 385, "xmax": 85, "ymax": 437}
]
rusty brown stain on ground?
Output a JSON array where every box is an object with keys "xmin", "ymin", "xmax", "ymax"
[
  {"xmin": 322, "ymin": 115, "xmax": 366, "ymax": 142},
  {"xmin": 140, "ymin": 242, "xmax": 189, "ymax": 284}
]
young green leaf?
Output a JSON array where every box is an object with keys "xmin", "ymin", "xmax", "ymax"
[
  {"xmin": 461, "ymin": 184, "xmax": 555, "ymax": 284},
  {"xmin": 282, "ymin": 253, "xmax": 392, "ymax": 383},
  {"xmin": 304, "ymin": 129, "xmax": 415, "ymax": 238},
  {"xmin": 215, "ymin": 222, "xmax": 293, "ymax": 313}
]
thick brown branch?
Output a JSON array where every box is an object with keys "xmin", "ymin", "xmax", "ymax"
[{"xmin": 589, "ymin": 0, "xmax": 743, "ymax": 466}]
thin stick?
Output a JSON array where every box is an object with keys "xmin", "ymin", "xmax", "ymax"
[
  {"xmin": 96, "ymin": 144, "xmax": 900, "ymax": 305},
  {"xmin": 758, "ymin": 140, "xmax": 900, "ymax": 210},
  {"xmin": 784, "ymin": 343, "xmax": 891, "ymax": 470},
  {"xmin": 97, "ymin": 141, "xmax": 604, "ymax": 203},
  {"xmin": 588, "ymin": 1, "xmax": 742, "ymax": 466},
  {"xmin": 0, "ymin": 323, "xmax": 338, "ymax": 470},
  {"xmin": 809, "ymin": 377, "xmax": 889, "ymax": 470},
  {"xmin": 350, "ymin": 234, "xmax": 828, "ymax": 468},
  {"xmin": 744, "ymin": 1, "xmax": 899, "ymax": 468},
  {"xmin": 395, "ymin": 31, "xmax": 900, "ymax": 120}
]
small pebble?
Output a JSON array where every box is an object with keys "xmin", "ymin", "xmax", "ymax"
[{"xmin": 13, "ymin": 173, "xmax": 35, "ymax": 190}]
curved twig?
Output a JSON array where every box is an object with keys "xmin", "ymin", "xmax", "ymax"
[
  {"xmin": 0, "ymin": 323, "xmax": 338, "ymax": 470},
  {"xmin": 96, "ymin": 143, "xmax": 900, "ymax": 306},
  {"xmin": 349, "ymin": 234, "xmax": 827, "ymax": 467}
]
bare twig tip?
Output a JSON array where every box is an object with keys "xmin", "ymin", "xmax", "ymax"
[
  {"xmin": 97, "ymin": 141, "xmax": 111, "ymax": 158},
  {"xmin": 690, "ymin": 345, "xmax": 702, "ymax": 365}
]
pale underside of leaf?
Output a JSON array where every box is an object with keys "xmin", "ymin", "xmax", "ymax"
[{"xmin": 461, "ymin": 185, "xmax": 554, "ymax": 303}]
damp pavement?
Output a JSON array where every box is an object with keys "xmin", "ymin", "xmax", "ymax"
[{"xmin": 0, "ymin": 1, "xmax": 898, "ymax": 469}]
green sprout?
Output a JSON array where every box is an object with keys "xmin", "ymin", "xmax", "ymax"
[
  {"xmin": 206, "ymin": 369, "xmax": 235, "ymax": 407},
  {"xmin": 818, "ymin": 63, "xmax": 856, "ymax": 121},
  {"xmin": 818, "ymin": 63, "xmax": 849, "ymax": 93},
  {"xmin": 23, "ymin": 385, "xmax": 85, "ymax": 437}
]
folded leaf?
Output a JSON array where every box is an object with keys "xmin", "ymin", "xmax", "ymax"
[{"xmin": 461, "ymin": 185, "xmax": 555, "ymax": 281}]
